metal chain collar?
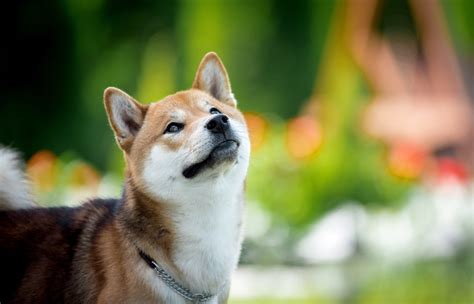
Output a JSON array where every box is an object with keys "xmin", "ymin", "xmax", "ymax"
[{"xmin": 138, "ymin": 249, "xmax": 214, "ymax": 303}]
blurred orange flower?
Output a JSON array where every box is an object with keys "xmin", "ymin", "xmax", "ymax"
[
  {"xmin": 26, "ymin": 150, "xmax": 58, "ymax": 193},
  {"xmin": 387, "ymin": 142, "xmax": 426, "ymax": 180},
  {"xmin": 69, "ymin": 163, "xmax": 101, "ymax": 191},
  {"xmin": 286, "ymin": 115, "xmax": 322, "ymax": 160},
  {"xmin": 244, "ymin": 112, "xmax": 268, "ymax": 153}
]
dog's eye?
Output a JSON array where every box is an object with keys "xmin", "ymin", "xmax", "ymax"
[
  {"xmin": 164, "ymin": 122, "xmax": 184, "ymax": 134},
  {"xmin": 209, "ymin": 107, "xmax": 221, "ymax": 115}
]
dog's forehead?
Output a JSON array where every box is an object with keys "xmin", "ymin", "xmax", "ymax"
[
  {"xmin": 142, "ymin": 89, "xmax": 244, "ymax": 129},
  {"xmin": 147, "ymin": 90, "xmax": 213, "ymax": 119}
]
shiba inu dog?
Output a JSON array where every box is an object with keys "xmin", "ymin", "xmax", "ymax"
[{"xmin": 0, "ymin": 52, "xmax": 250, "ymax": 303}]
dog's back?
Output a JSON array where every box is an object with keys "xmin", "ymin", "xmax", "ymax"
[
  {"xmin": 0, "ymin": 206, "xmax": 81, "ymax": 302},
  {"xmin": 0, "ymin": 199, "xmax": 118, "ymax": 303}
]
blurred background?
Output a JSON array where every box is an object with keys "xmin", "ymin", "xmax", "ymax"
[{"xmin": 1, "ymin": 0, "xmax": 473, "ymax": 302}]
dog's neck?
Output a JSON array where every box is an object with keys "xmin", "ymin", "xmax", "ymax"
[
  {"xmin": 117, "ymin": 171, "xmax": 244, "ymax": 300},
  {"xmin": 117, "ymin": 177, "xmax": 174, "ymax": 256}
]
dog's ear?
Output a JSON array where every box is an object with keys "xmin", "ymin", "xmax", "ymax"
[
  {"xmin": 104, "ymin": 87, "xmax": 148, "ymax": 151},
  {"xmin": 192, "ymin": 52, "xmax": 236, "ymax": 107}
]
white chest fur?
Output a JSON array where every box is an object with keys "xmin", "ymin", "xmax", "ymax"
[
  {"xmin": 141, "ymin": 139, "xmax": 249, "ymax": 302},
  {"xmin": 172, "ymin": 180, "xmax": 244, "ymax": 291},
  {"xmin": 140, "ymin": 178, "xmax": 244, "ymax": 303}
]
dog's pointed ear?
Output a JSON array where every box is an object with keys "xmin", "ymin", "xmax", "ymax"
[
  {"xmin": 192, "ymin": 52, "xmax": 236, "ymax": 107},
  {"xmin": 104, "ymin": 87, "xmax": 148, "ymax": 151}
]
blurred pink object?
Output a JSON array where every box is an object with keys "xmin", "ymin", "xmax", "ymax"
[
  {"xmin": 435, "ymin": 157, "xmax": 469, "ymax": 183},
  {"xmin": 348, "ymin": 0, "xmax": 474, "ymax": 177}
]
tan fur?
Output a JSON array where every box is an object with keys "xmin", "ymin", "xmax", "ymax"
[
  {"xmin": 192, "ymin": 52, "xmax": 236, "ymax": 107},
  {"xmin": 104, "ymin": 88, "xmax": 148, "ymax": 152}
]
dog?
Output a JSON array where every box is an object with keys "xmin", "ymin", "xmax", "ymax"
[{"xmin": 0, "ymin": 52, "xmax": 251, "ymax": 303}]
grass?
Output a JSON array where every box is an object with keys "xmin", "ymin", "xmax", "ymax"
[{"xmin": 230, "ymin": 299, "xmax": 331, "ymax": 304}]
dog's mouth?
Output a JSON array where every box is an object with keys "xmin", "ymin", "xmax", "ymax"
[{"xmin": 182, "ymin": 139, "xmax": 240, "ymax": 179}]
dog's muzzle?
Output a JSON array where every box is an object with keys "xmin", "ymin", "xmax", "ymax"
[{"xmin": 182, "ymin": 115, "xmax": 240, "ymax": 179}]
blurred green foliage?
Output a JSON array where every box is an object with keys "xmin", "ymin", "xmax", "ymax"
[
  {"xmin": 355, "ymin": 262, "xmax": 474, "ymax": 304},
  {"xmin": 230, "ymin": 299, "xmax": 330, "ymax": 304},
  {"xmin": 1, "ymin": 0, "xmax": 335, "ymax": 170},
  {"xmin": 229, "ymin": 257, "xmax": 474, "ymax": 303},
  {"xmin": 442, "ymin": 0, "xmax": 474, "ymax": 54},
  {"xmin": 2, "ymin": 0, "xmax": 472, "ymax": 227}
]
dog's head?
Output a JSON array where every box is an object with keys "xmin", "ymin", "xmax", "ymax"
[{"xmin": 104, "ymin": 52, "xmax": 250, "ymax": 203}]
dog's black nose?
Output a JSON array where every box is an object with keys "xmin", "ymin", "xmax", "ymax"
[{"xmin": 206, "ymin": 114, "xmax": 229, "ymax": 133}]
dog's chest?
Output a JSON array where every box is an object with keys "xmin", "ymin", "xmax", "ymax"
[
  {"xmin": 172, "ymin": 192, "xmax": 243, "ymax": 293},
  {"xmin": 137, "ymin": 191, "xmax": 243, "ymax": 303}
]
